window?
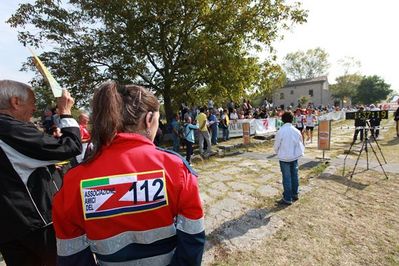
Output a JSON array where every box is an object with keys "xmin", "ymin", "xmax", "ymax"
[
  {"xmin": 280, "ymin": 92, "xmax": 284, "ymax": 99},
  {"xmin": 309, "ymin": 89, "xmax": 314, "ymax": 97},
  {"xmin": 290, "ymin": 90, "xmax": 294, "ymax": 95}
]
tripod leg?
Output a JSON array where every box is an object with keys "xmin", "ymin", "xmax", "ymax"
[
  {"xmin": 366, "ymin": 121, "xmax": 387, "ymax": 164},
  {"xmin": 365, "ymin": 139, "xmax": 369, "ymax": 170},
  {"xmin": 350, "ymin": 140, "xmax": 366, "ymax": 179},
  {"xmin": 368, "ymin": 141, "xmax": 389, "ymax": 179},
  {"xmin": 370, "ymin": 133, "xmax": 387, "ymax": 164},
  {"xmin": 343, "ymin": 140, "xmax": 357, "ymax": 177}
]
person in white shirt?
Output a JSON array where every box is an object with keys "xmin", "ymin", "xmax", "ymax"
[
  {"xmin": 294, "ymin": 108, "xmax": 305, "ymax": 143},
  {"xmin": 229, "ymin": 108, "xmax": 239, "ymax": 121},
  {"xmin": 305, "ymin": 109, "xmax": 317, "ymax": 143},
  {"xmin": 274, "ymin": 111, "xmax": 305, "ymax": 205}
]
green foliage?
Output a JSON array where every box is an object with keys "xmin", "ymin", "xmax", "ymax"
[
  {"xmin": 8, "ymin": 0, "xmax": 307, "ymax": 121},
  {"xmin": 282, "ymin": 47, "xmax": 330, "ymax": 80},
  {"xmin": 298, "ymin": 95, "xmax": 309, "ymax": 107},
  {"xmin": 257, "ymin": 61, "xmax": 286, "ymax": 100},
  {"xmin": 330, "ymin": 74, "xmax": 362, "ymax": 106},
  {"xmin": 29, "ymin": 77, "xmax": 60, "ymax": 118},
  {"xmin": 352, "ymin": 75, "xmax": 392, "ymax": 105}
]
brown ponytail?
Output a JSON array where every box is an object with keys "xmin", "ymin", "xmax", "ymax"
[
  {"xmin": 85, "ymin": 81, "xmax": 160, "ymax": 162},
  {"xmin": 86, "ymin": 81, "xmax": 123, "ymax": 162}
]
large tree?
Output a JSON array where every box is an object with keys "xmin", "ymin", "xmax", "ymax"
[
  {"xmin": 352, "ymin": 75, "xmax": 392, "ymax": 105},
  {"xmin": 8, "ymin": 0, "xmax": 307, "ymax": 120},
  {"xmin": 257, "ymin": 61, "xmax": 286, "ymax": 101},
  {"xmin": 330, "ymin": 74, "xmax": 362, "ymax": 107},
  {"xmin": 282, "ymin": 47, "xmax": 330, "ymax": 81}
]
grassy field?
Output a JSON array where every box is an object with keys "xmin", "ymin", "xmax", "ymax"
[{"xmin": 204, "ymin": 117, "xmax": 399, "ymax": 265}]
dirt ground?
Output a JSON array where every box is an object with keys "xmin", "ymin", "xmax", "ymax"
[
  {"xmin": 195, "ymin": 117, "xmax": 399, "ymax": 265},
  {"xmin": 211, "ymin": 171, "xmax": 399, "ymax": 266}
]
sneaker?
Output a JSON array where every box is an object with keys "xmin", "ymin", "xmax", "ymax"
[
  {"xmin": 276, "ymin": 198, "xmax": 292, "ymax": 205},
  {"xmin": 292, "ymin": 195, "xmax": 299, "ymax": 202}
]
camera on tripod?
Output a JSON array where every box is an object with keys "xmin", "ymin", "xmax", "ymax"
[{"xmin": 343, "ymin": 108, "xmax": 388, "ymax": 179}]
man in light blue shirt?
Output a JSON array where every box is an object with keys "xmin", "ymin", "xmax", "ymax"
[{"xmin": 184, "ymin": 116, "xmax": 199, "ymax": 163}]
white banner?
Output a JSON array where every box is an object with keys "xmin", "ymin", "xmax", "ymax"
[
  {"xmin": 253, "ymin": 118, "xmax": 277, "ymax": 136},
  {"xmin": 218, "ymin": 118, "xmax": 277, "ymax": 138},
  {"xmin": 224, "ymin": 119, "xmax": 256, "ymax": 138},
  {"xmin": 318, "ymin": 111, "xmax": 345, "ymax": 121}
]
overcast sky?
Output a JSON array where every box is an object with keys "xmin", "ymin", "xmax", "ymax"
[
  {"xmin": 274, "ymin": 0, "xmax": 399, "ymax": 93},
  {"xmin": 1, "ymin": 0, "xmax": 398, "ymax": 93}
]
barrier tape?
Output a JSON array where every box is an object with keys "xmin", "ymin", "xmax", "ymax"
[{"xmin": 338, "ymin": 126, "xmax": 391, "ymax": 130}]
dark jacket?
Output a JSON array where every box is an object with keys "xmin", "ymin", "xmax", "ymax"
[
  {"xmin": 394, "ymin": 107, "xmax": 399, "ymax": 121},
  {"xmin": 0, "ymin": 113, "xmax": 81, "ymax": 244},
  {"xmin": 354, "ymin": 111, "xmax": 367, "ymax": 127}
]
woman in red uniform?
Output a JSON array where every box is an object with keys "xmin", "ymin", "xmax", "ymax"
[{"xmin": 53, "ymin": 81, "xmax": 205, "ymax": 265}]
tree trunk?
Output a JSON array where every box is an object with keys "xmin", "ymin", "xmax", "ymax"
[{"xmin": 163, "ymin": 86, "xmax": 174, "ymax": 125}]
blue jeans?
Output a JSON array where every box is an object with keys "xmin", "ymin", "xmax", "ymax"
[
  {"xmin": 172, "ymin": 134, "xmax": 180, "ymax": 152},
  {"xmin": 222, "ymin": 127, "xmax": 229, "ymax": 141},
  {"xmin": 211, "ymin": 125, "xmax": 218, "ymax": 145},
  {"xmin": 279, "ymin": 160, "xmax": 299, "ymax": 202}
]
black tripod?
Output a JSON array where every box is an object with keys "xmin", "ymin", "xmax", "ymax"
[{"xmin": 343, "ymin": 121, "xmax": 388, "ymax": 179}]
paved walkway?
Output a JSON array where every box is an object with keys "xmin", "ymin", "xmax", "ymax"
[{"xmin": 198, "ymin": 151, "xmax": 318, "ymax": 264}]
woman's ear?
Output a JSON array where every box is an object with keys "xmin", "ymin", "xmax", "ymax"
[{"xmin": 145, "ymin": 111, "xmax": 153, "ymax": 128}]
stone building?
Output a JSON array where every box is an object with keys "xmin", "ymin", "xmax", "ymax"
[{"xmin": 272, "ymin": 76, "xmax": 333, "ymax": 108}]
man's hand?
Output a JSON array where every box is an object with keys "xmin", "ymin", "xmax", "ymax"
[{"xmin": 57, "ymin": 89, "xmax": 74, "ymax": 115}]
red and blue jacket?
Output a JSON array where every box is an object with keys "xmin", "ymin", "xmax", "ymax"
[{"xmin": 53, "ymin": 133, "xmax": 205, "ymax": 265}]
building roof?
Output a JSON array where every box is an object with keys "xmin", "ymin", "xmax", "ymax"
[{"xmin": 284, "ymin": 76, "xmax": 328, "ymax": 88}]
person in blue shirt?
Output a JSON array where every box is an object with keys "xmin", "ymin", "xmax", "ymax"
[
  {"xmin": 208, "ymin": 109, "xmax": 219, "ymax": 145},
  {"xmin": 184, "ymin": 116, "xmax": 199, "ymax": 164}
]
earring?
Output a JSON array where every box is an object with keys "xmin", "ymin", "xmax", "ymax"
[{"xmin": 145, "ymin": 128, "xmax": 151, "ymax": 139}]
